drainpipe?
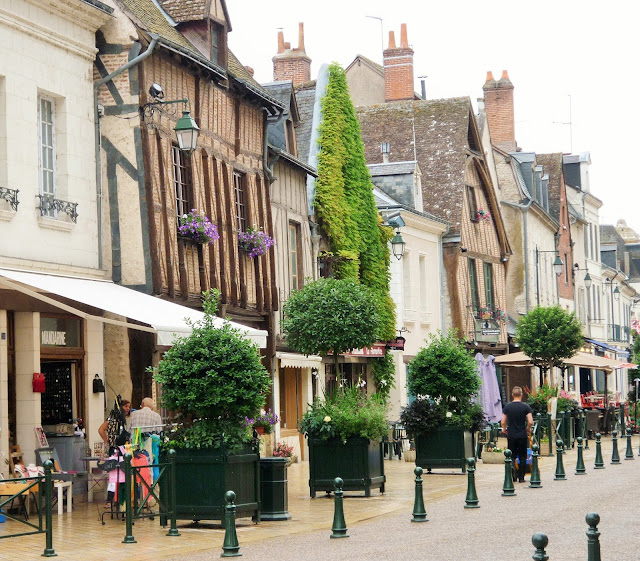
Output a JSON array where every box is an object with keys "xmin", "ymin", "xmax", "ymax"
[
  {"xmin": 93, "ymin": 34, "xmax": 159, "ymax": 270},
  {"xmin": 262, "ymin": 106, "xmax": 285, "ymax": 184},
  {"xmin": 438, "ymin": 224, "xmax": 450, "ymax": 331},
  {"xmin": 503, "ymin": 197, "xmax": 534, "ymax": 311}
]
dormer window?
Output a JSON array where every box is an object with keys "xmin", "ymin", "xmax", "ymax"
[{"xmin": 211, "ymin": 21, "xmax": 227, "ymax": 68}]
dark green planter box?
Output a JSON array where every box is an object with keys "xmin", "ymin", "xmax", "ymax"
[
  {"xmin": 308, "ymin": 437, "xmax": 385, "ymax": 498},
  {"xmin": 415, "ymin": 426, "xmax": 473, "ymax": 473},
  {"xmin": 259, "ymin": 457, "xmax": 291, "ymax": 521},
  {"xmin": 159, "ymin": 442, "xmax": 260, "ymax": 524}
]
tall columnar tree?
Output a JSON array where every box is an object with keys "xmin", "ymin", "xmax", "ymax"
[
  {"xmin": 315, "ymin": 63, "xmax": 395, "ymax": 342},
  {"xmin": 515, "ymin": 306, "xmax": 583, "ymax": 385}
]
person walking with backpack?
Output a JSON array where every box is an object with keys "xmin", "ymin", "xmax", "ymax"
[{"xmin": 501, "ymin": 386, "xmax": 534, "ymax": 482}]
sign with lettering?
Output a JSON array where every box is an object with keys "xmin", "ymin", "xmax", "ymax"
[
  {"xmin": 328, "ymin": 343, "xmax": 387, "ymax": 357},
  {"xmin": 40, "ymin": 317, "xmax": 81, "ymax": 347}
]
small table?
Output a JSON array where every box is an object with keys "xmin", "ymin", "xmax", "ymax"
[
  {"xmin": 53, "ymin": 479, "xmax": 72, "ymax": 515},
  {"xmin": 80, "ymin": 457, "xmax": 109, "ymax": 503}
]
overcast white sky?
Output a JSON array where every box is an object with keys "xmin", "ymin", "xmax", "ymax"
[{"xmin": 228, "ymin": 0, "xmax": 639, "ymax": 232}]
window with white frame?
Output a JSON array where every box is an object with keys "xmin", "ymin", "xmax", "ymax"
[{"xmin": 38, "ymin": 95, "xmax": 55, "ymax": 217}]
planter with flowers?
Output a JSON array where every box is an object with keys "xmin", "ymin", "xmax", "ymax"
[
  {"xmin": 401, "ymin": 329, "xmax": 485, "ymax": 473},
  {"xmin": 481, "ymin": 443, "xmax": 505, "ymax": 464},
  {"xmin": 238, "ymin": 226, "xmax": 275, "ymax": 258},
  {"xmin": 155, "ymin": 290, "xmax": 271, "ymax": 524},
  {"xmin": 177, "ymin": 209, "xmax": 220, "ymax": 244},
  {"xmin": 475, "ymin": 209, "xmax": 491, "ymax": 222},
  {"xmin": 246, "ymin": 409, "xmax": 278, "ymax": 456},
  {"xmin": 300, "ymin": 386, "xmax": 388, "ymax": 497},
  {"xmin": 493, "ymin": 307, "xmax": 508, "ymax": 323}
]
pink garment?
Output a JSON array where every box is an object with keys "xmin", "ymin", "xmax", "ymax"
[
  {"xmin": 107, "ymin": 455, "xmax": 126, "ymax": 486},
  {"xmin": 132, "ymin": 453, "xmax": 152, "ymax": 501}
]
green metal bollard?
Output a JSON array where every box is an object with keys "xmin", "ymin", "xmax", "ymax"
[
  {"xmin": 464, "ymin": 457, "xmax": 480, "ymax": 509},
  {"xmin": 221, "ymin": 490, "xmax": 241, "ymax": 557},
  {"xmin": 529, "ymin": 444, "xmax": 542, "ymax": 488},
  {"xmin": 531, "ymin": 532, "xmax": 549, "ymax": 561},
  {"xmin": 535, "ymin": 413, "xmax": 542, "ymax": 446},
  {"xmin": 42, "ymin": 460, "xmax": 56, "ymax": 558},
  {"xmin": 502, "ymin": 449, "xmax": 516, "ymax": 496},
  {"xmin": 330, "ymin": 477, "xmax": 349, "ymax": 538},
  {"xmin": 575, "ymin": 408, "xmax": 583, "ymax": 440},
  {"xmin": 411, "ymin": 466, "xmax": 428, "ymax": 521},
  {"xmin": 582, "ymin": 410, "xmax": 590, "ymax": 450},
  {"xmin": 575, "ymin": 436, "xmax": 586, "ymax": 474},
  {"xmin": 624, "ymin": 427, "xmax": 634, "ymax": 460},
  {"xmin": 586, "ymin": 512, "xmax": 601, "ymax": 561},
  {"xmin": 611, "ymin": 430, "xmax": 621, "ymax": 464},
  {"xmin": 594, "ymin": 433, "xmax": 605, "ymax": 469},
  {"xmin": 167, "ymin": 449, "xmax": 180, "ymax": 536},
  {"xmin": 547, "ymin": 413, "xmax": 554, "ymax": 456},
  {"xmin": 122, "ymin": 452, "xmax": 137, "ymax": 544},
  {"xmin": 554, "ymin": 439, "xmax": 566, "ymax": 480}
]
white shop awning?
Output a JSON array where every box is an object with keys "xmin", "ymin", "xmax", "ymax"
[
  {"xmin": 0, "ymin": 268, "xmax": 267, "ymax": 347},
  {"xmin": 276, "ymin": 351, "xmax": 323, "ymax": 369}
]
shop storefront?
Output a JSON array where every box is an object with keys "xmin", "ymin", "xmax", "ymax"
[{"xmin": 0, "ymin": 268, "xmax": 267, "ymax": 479}]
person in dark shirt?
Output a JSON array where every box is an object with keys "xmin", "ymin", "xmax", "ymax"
[{"xmin": 501, "ymin": 386, "xmax": 534, "ymax": 482}]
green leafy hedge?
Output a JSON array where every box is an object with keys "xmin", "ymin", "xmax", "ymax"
[{"xmin": 315, "ymin": 62, "xmax": 395, "ymax": 342}]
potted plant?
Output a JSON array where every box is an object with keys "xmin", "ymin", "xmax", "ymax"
[
  {"xmin": 475, "ymin": 209, "xmax": 491, "ymax": 222},
  {"xmin": 177, "ymin": 209, "xmax": 219, "ymax": 244},
  {"xmin": 154, "ymin": 289, "xmax": 271, "ymax": 523},
  {"xmin": 401, "ymin": 329, "xmax": 484, "ymax": 473},
  {"xmin": 247, "ymin": 409, "xmax": 279, "ymax": 435},
  {"xmin": 300, "ymin": 385, "xmax": 388, "ymax": 497},
  {"xmin": 238, "ymin": 226, "xmax": 275, "ymax": 258}
]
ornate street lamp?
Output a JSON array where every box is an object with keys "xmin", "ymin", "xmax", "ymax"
[{"xmin": 141, "ymin": 83, "xmax": 199, "ymax": 152}]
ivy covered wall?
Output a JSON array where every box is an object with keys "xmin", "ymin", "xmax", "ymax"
[{"xmin": 315, "ymin": 63, "xmax": 396, "ymax": 341}]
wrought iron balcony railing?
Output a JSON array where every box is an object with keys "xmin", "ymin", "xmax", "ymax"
[
  {"xmin": 0, "ymin": 186, "xmax": 19, "ymax": 211},
  {"xmin": 36, "ymin": 194, "xmax": 78, "ymax": 223}
]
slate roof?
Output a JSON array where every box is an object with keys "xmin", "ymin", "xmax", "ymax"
[
  {"xmin": 536, "ymin": 153, "xmax": 564, "ymax": 221},
  {"xmin": 357, "ymin": 98, "xmax": 472, "ymax": 234},
  {"xmin": 81, "ymin": 0, "xmax": 113, "ymax": 14},
  {"xmin": 293, "ymin": 82, "xmax": 317, "ymax": 164},
  {"xmin": 368, "ymin": 161, "xmax": 417, "ymax": 177}
]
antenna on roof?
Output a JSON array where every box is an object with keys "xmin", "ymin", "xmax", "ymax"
[
  {"xmin": 365, "ymin": 16, "xmax": 384, "ymax": 62},
  {"xmin": 553, "ymin": 94, "xmax": 573, "ymax": 154}
]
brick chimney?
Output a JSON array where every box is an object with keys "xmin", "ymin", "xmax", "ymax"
[
  {"xmin": 272, "ymin": 23, "xmax": 311, "ymax": 85},
  {"xmin": 383, "ymin": 24, "xmax": 414, "ymax": 102},
  {"xmin": 483, "ymin": 70, "xmax": 516, "ymax": 152}
]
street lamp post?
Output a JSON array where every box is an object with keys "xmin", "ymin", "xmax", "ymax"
[
  {"xmin": 535, "ymin": 248, "xmax": 564, "ymax": 307},
  {"xmin": 603, "ymin": 278, "xmax": 620, "ymax": 341}
]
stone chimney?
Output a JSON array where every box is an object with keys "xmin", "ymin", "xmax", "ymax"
[
  {"xmin": 272, "ymin": 23, "xmax": 311, "ymax": 85},
  {"xmin": 383, "ymin": 24, "xmax": 414, "ymax": 102},
  {"xmin": 483, "ymin": 70, "xmax": 516, "ymax": 152}
]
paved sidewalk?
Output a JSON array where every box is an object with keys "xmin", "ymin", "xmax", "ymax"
[{"xmin": 1, "ymin": 435, "xmax": 637, "ymax": 560}]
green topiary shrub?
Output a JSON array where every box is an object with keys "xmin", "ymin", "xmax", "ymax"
[
  {"xmin": 405, "ymin": 329, "xmax": 484, "ymax": 434},
  {"xmin": 152, "ymin": 290, "xmax": 271, "ymax": 451}
]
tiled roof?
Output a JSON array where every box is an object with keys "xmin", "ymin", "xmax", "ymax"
[
  {"xmin": 536, "ymin": 153, "xmax": 564, "ymax": 221},
  {"xmin": 116, "ymin": 0, "xmax": 279, "ymax": 109},
  {"xmin": 119, "ymin": 0, "xmax": 194, "ymax": 51},
  {"xmin": 357, "ymin": 98, "xmax": 471, "ymax": 233},
  {"xmin": 157, "ymin": 0, "xmax": 207, "ymax": 23}
]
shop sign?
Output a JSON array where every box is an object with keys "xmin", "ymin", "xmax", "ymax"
[
  {"xmin": 328, "ymin": 343, "xmax": 387, "ymax": 357},
  {"xmin": 386, "ymin": 336, "xmax": 406, "ymax": 350},
  {"xmin": 474, "ymin": 318, "xmax": 501, "ymax": 343},
  {"xmin": 40, "ymin": 317, "xmax": 81, "ymax": 347}
]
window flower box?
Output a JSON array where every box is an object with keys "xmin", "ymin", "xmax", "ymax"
[
  {"xmin": 177, "ymin": 210, "xmax": 219, "ymax": 244},
  {"xmin": 475, "ymin": 209, "xmax": 491, "ymax": 222},
  {"xmin": 238, "ymin": 226, "xmax": 275, "ymax": 258}
]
